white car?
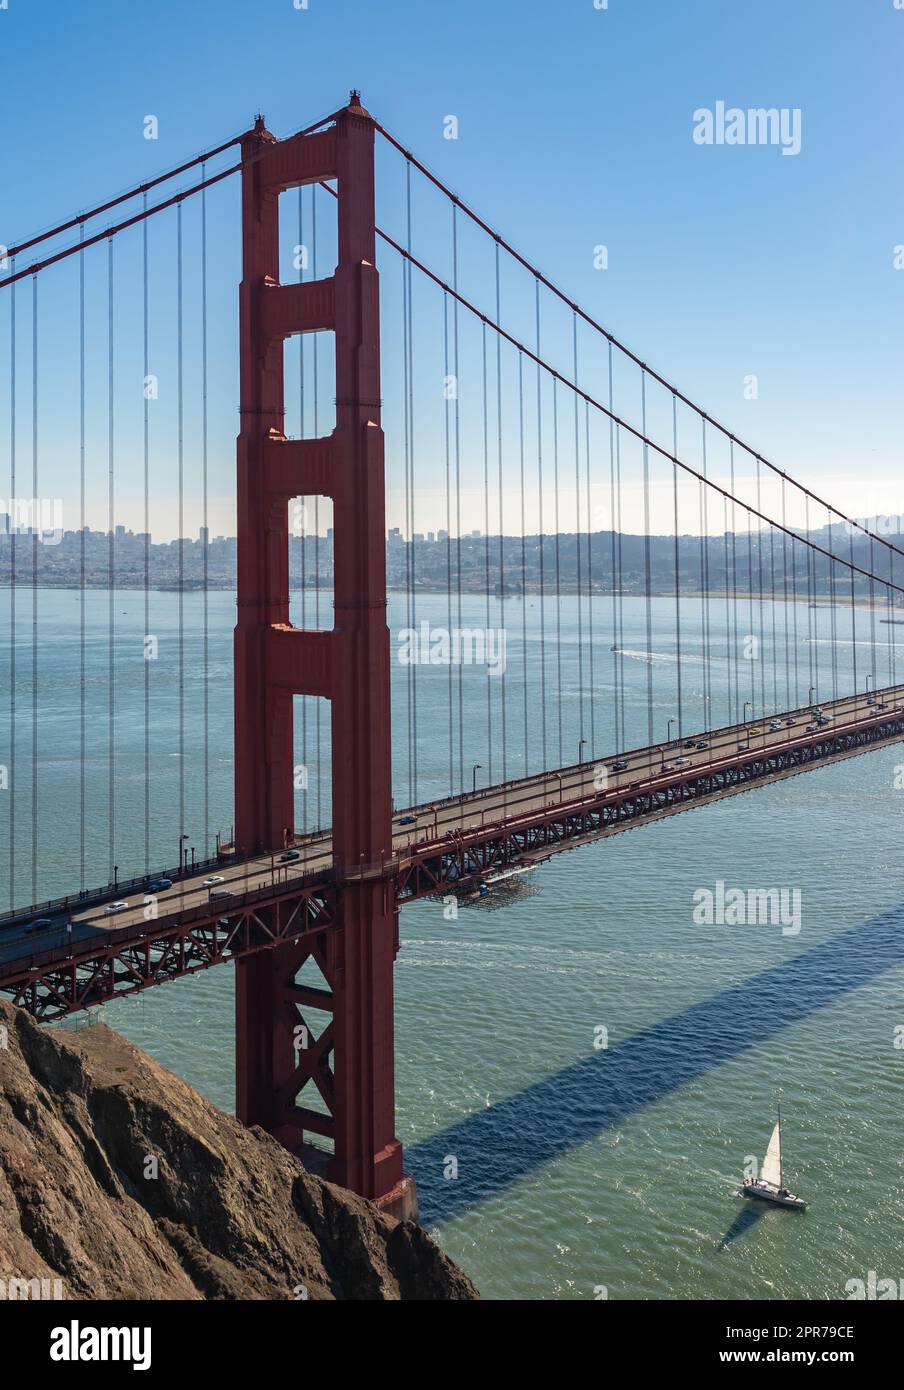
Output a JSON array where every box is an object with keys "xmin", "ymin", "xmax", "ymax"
[
  {"xmin": 203, "ymin": 876, "xmax": 225, "ymax": 887},
  {"xmin": 105, "ymin": 901, "xmax": 128, "ymax": 914}
]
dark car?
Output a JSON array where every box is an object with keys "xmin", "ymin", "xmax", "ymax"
[
  {"xmin": 279, "ymin": 849, "xmax": 300, "ymax": 863},
  {"xmin": 398, "ymin": 815, "xmax": 417, "ymax": 826},
  {"xmin": 612, "ymin": 760, "xmax": 629, "ymax": 772},
  {"xmin": 147, "ymin": 878, "xmax": 172, "ymax": 892},
  {"xmin": 27, "ymin": 917, "xmax": 53, "ymax": 930},
  {"xmin": 695, "ymin": 741, "xmax": 709, "ymax": 750},
  {"xmin": 683, "ymin": 740, "xmax": 696, "ymax": 749}
]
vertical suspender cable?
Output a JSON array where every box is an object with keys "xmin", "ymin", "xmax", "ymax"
[
  {"xmin": 641, "ymin": 373, "xmax": 653, "ymax": 744},
  {"xmin": 609, "ymin": 347, "xmax": 620, "ymax": 748},
  {"xmin": 615, "ymin": 422, "xmax": 625, "ymax": 742},
  {"xmin": 30, "ymin": 275, "xmax": 38, "ymax": 903},
  {"xmin": 401, "ymin": 173, "xmax": 414, "ymax": 804},
  {"xmin": 747, "ymin": 498, "xmax": 755, "ymax": 716},
  {"xmin": 518, "ymin": 351, "xmax": 528, "ymax": 773},
  {"xmin": 672, "ymin": 394, "xmax": 682, "ymax": 739},
  {"xmin": 553, "ymin": 379, "xmax": 563, "ymax": 763},
  {"xmin": 536, "ymin": 280, "xmax": 547, "ymax": 769},
  {"xmin": 452, "ymin": 206, "xmax": 464, "ymax": 795},
  {"xmin": 769, "ymin": 518, "xmax": 777, "ymax": 713},
  {"xmin": 107, "ymin": 239, "xmax": 115, "ymax": 882},
  {"xmin": 781, "ymin": 477, "xmax": 791, "ymax": 708},
  {"xmin": 80, "ymin": 230, "xmax": 87, "ymax": 889},
  {"xmin": 848, "ymin": 525, "xmax": 858, "ymax": 701},
  {"xmin": 700, "ymin": 419, "xmax": 711, "ymax": 724},
  {"xmin": 443, "ymin": 291, "xmax": 453, "ymax": 794},
  {"xmin": 728, "ymin": 442, "xmax": 740, "ymax": 720},
  {"xmin": 482, "ymin": 320, "xmax": 492, "ymax": 782},
  {"xmin": 573, "ymin": 313, "xmax": 584, "ymax": 758},
  {"xmin": 755, "ymin": 459, "xmax": 766, "ymax": 716},
  {"xmin": 828, "ymin": 507, "xmax": 838, "ymax": 701},
  {"xmin": 495, "ymin": 246, "xmax": 506, "ymax": 783},
  {"xmin": 406, "ymin": 169, "xmax": 418, "ymax": 803},
  {"xmin": 868, "ymin": 537, "xmax": 877, "ymax": 695},
  {"xmin": 201, "ymin": 168, "xmax": 210, "ymax": 851},
  {"xmin": 177, "ymin": 205, "xmax": 185, "ymax": 857},
  {"xmin": 722, "ymin": 493, "xmax": 731, "ymax": 726},
  {"xmin": 7, "ymin": 259, "xmax": 14, "ymax": 907},
  {"xmin": 584, "ymin": 400, "xmax": 595, "ymax": 757},
  {"xmin": 142, "ymin": 198, "xmax": 150, "ymax": 872},
  {"xmin": 805, "ymin": 492, "xmax": 814, "ymax": 700}
]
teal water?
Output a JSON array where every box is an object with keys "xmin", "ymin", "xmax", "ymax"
[{"xmin": 2, "ymin": 588, "xmax": 903, "ymax": 1299}]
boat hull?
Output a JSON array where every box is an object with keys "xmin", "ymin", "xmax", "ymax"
[{"xmin": 743, "ymin": 1182, "xmax": 807, "ymax": 1210}]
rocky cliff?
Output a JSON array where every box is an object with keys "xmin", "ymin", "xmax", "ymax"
[{"xmin": 0, "ymin": 1001, "xmax": 477, "ymax": 1300}]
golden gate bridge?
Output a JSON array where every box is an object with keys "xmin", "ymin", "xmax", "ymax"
[{"xmin": 1, "ymin": 92, "xmax": 902, "ymax": 1218}]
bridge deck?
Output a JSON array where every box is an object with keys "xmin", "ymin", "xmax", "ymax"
[{"xmin": 2, "ymin": 683, "xmax": 903, "ymax": 1016}]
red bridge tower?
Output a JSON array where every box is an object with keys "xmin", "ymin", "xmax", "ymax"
[{"xmin": 233, "ymin": 94, "xmax": 414, "ymax": 1218}]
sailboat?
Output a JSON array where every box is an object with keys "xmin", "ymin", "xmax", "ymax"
[{"xmin": 742, "ymin": 1106, "xmax": 808, "ymax": 1210}]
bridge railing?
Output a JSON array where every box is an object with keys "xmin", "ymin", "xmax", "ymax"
[{"xmin": 0, "ymin": 852, "xmax": 227, "ymax": 928}]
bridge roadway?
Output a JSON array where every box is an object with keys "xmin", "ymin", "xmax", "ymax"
[{"xmin": 2, "ymin": 682, "xmax": 903, "ymax": 978}]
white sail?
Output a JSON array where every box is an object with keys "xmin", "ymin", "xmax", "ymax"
[{"xmin": 760, "ymin": 1122, "xmax": 782, "ymax": 1188}]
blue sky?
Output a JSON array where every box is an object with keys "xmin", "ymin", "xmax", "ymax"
[{"xmin": 1, "ymin": 0, "xmax": 902, "ymax": 538}]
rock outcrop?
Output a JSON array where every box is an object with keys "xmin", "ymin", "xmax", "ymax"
[{"xmin": 0, "ymin": 1001, "xmax": 477, "ymax": 1300}]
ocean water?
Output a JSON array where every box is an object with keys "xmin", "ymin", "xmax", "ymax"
[{"xmin": 2, "ymin": 587, "xmax": 903, "ymax": 1299}]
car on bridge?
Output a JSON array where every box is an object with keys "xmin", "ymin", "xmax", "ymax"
[
  {"xmin": 147, "ymin": 878, "xmax": 172, "ymax": 892},
  {"xmin": 612, "ymin": 760, "xmax": 629, "ymax": 771},
  {"xmin": 25, "ymin": 917, "xmax": 53, "ymax": 931},
  {"xmin": 202, "ymin": 875, "xmax": 225, "ymax": 887},
  {"xmin": 104, "ymin": 902, "xmax": 128, "ymax": 914},
  {"xmin": 695, "ymin": 741, "xmax": 709, "ymax": 750},
  {"xmin": 398, "ymin": 815, "xmax": 417, "ymax": 826},
  {"xmin": 209, "ymin": 889, "xmax": 233, "ymax": 901},
  {"xmin": 279, "ymin": 850, "xmax": 301, "ymax": 863}
]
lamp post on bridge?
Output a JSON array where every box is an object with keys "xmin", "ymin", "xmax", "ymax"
[
  {"xmin": 578, "ymin": 738, "xmax": 587, "ymax": 765},
  {"xmin": 667, "ymin": 717, "xmax": 677, "ymax": 746},
  {"xmin": 743, "ymin": 701, "xmax": 752, "ymax": 725},
  {"xmin": 471, "ymin": 763, "xmax": 482, "ymax": 794}
]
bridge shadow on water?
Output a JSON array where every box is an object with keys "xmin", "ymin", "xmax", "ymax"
[{"xmin": 409, "ymin": 904, "xmax": 904, "ymax": 1226}]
